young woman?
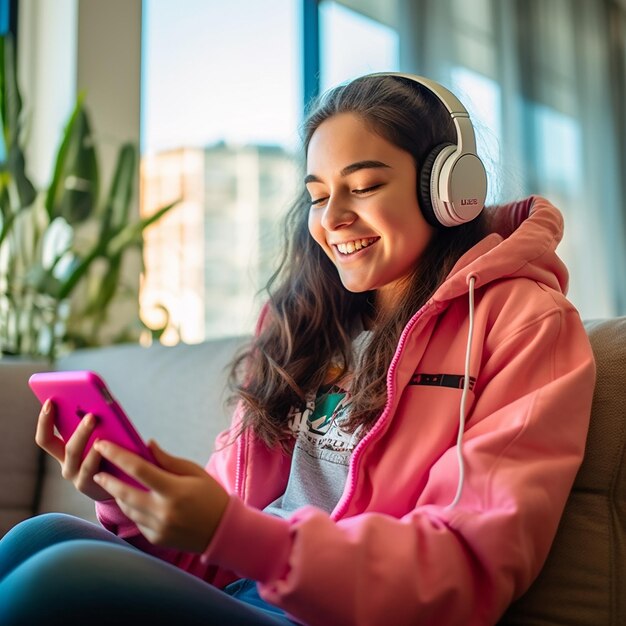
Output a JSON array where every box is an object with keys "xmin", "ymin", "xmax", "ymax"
[{"xmin": 0, "ymin": 73, "xmax": 595, "ymax": 626}]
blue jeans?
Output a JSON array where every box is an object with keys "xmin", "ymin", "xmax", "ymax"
[{"xmin": 0, "ymin": 513, "xmax": 297, "ymax": 626}]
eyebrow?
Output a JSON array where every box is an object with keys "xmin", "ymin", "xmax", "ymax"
[{"xmin": 304, "ymin": 160, "xmax": 391, "ymax": 185}]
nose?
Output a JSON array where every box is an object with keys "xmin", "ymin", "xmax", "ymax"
[{"xmin": 320, "ymin": 197, "xmax": 356, "ymax": 231}]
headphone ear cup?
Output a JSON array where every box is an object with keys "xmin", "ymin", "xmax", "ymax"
[{"xmin": 419, "ymin": 143, "xmax": 454, "ymax": 228}]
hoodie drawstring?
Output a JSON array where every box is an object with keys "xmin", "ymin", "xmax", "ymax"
[{"xmin": 446, "ymin": 274, "xmax": 476, "ymax": 510}]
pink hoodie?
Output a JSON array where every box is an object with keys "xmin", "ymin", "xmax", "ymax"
[{"xmin": 97, "ymin": 196, "xmax": 596, "ymax": 626}]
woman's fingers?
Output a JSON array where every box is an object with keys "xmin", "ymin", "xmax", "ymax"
[
  {"xmin": 34, "ymin": 399, "xmax": 65, "ymax": 462},
  {"xmin": 94, "ymin": 472, "xmax": 154, "ymax": 519},
  {"xmin": 34, "ymin": 400, "xmax": 112, "ymax": 502},
  {"xmin": 148, "ymin": 440, "xmax": 206, "ymax": 477},
  {"xmin": 62, "ymin": 413, "xmax": 97, "ymax": 480},
  {"xmin": 78, "ymin": 443, "xmax": 102, "ymax": 481},
  {"xmin": 95, "ymin": 441, "xmax": 172, "ymax": 493},
  {"xmin": 66, "ymin": 442, "xmax": 115, "ymax": 502},
  {"xmin": 75, "ymin": 443, "xmax": 102, "ymax": 489},
  {"xmin": 113, "ymin": 498, "xmax": 161, "ymax": 544}
]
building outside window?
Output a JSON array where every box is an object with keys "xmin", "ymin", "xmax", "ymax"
[{"xmin": 139, "ymin": 0, "xmax": 300, "ymax": 344}]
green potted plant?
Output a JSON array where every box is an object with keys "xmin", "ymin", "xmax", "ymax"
[{"xmin": 0, "ymin": 35, "xmax": 175, "ymax": 362}]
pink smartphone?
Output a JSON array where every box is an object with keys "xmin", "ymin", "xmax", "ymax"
[{"xmin": 29, "ymin": 370, "xmax": 158, "ymax": 489}]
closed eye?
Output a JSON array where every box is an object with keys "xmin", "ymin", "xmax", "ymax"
[
  {"xmin": 309, "ymin": 184, "xmax": 382, "ymax": 206},
  {"xmin": 353, "ymin": 184, "xmax": 382, "ymax": 195}
]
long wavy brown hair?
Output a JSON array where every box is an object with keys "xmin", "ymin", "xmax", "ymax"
[{"xmin": 227, "ymin": 74, "xmax": 488, "ymax": 448}]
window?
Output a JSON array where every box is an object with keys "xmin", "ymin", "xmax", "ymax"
[
  {"xmin": 319, "ymin": 1, "xmax": 399, "ymax": 91},
  {"xmin": 529, "ymin": 103, "xmax": 612, "ymax": 316},
  {"xmin": 140, "ymin": 0, "xmax": 300, "ymax": 344}
]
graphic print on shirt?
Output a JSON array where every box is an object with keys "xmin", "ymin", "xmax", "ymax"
[{"xmin": 286, "ymin": 382, "xmax": 362, "ymax": 465}]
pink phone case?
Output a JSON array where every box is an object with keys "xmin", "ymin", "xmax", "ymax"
[{"xmin": 29, "ymin": 370, "xmax": 157, "ymax": 490}]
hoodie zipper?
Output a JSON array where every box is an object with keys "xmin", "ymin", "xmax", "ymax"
[
  {"xmin": 235, "ymin": 421, "xmax": 248, "ymax": 498},
  {"xmin": 331, "ymin": 300, "xmax": 441, "ymax": 521}
]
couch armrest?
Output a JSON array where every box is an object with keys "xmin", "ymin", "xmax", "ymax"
[
  {"xmin": 0, "ymin": 359, "xmax": 49, "ymax": 536},
  {"xmin": 501, "ymin": 317, "xmax": 626, "ymax": 624}
]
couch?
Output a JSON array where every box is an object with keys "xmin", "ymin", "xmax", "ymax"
[{"xmin": 1, "ymin": 318, "xmax": 624, "ymax": 624}]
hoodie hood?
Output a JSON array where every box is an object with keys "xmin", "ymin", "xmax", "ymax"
[{"xmin": 434, "ymin": 196, "xmax": 569, "ymax": 303}]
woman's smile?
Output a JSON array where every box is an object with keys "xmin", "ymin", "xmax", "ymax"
[{"xmin": 332, "ymin": 236, "xmax": 380, "ymax": 258}]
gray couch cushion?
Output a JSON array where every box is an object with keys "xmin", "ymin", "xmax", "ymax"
[{"xmin": 0, "ymin": 359, "xmax": 49, "ymax": 535}]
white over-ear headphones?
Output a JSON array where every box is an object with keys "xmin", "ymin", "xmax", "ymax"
[{"xmin": 361, "ymin": 72, "xmax": 488, "ymax": 227}]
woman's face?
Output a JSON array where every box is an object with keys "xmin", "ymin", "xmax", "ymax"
[{"xmin": 306, "ymin": 112, "xmax": 435, "ymax": 313}]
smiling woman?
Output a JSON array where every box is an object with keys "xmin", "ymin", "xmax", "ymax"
[{"xmin": 0, "ymin": 73, "xmax": 596, "ymax": 626}]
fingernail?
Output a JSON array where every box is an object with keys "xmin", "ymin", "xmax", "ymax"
[
  {"xmin": 84, "ymin": 413, "xmax": 95, "ymax": 427},
  {"xmin": 43, "ymin": 399, "xmax": 51, "ymax": 414}
]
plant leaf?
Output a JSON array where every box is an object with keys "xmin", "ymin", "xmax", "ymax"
[
  {"xmin": 7, "ymin": 143, "xmax": 36, "ymax": 207},
  {"xmin": 56, "ymin": 244, "xmax": 103, "ymax": 300},
  {"xmin": 0, "ymin": 185, "xmax": 15, "ymax": 246},
  {"xmin": 24, "ymin": 263, "xmax": 63, "ymax": 298},
  {"xmin": 45, "ymin": 98, "xmax": 99, "ymax": 224},
  {"xmin": 83, "ymin": 255, "xmax": 122, "ymax": 318},
  {"xmin": 99, "ymin": 143, "xmax": 136, "ymax": 239},
  {"xmin": 0, "ymin": 34, "xmax": 22, "ymax": 157},
  {"xmin": 106, "ymin": 199, "xmax": 179, "ymax": 257},
  {"xmin": 0, "ymin": 35, "xmax": 36, "ymax": 210}
]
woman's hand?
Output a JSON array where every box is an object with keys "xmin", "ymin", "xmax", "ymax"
[
  {"xmin": 92, "ymin": 439, "xmax": 229, "ymax": 553},
  {"xmin": 35, "ymin": 399, "xmax": 113, "ymax": 501}
]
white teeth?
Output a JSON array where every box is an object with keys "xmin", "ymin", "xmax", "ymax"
[{"xmin": 336, "ymin": 237, "xmax": 377, "ymax": 255}]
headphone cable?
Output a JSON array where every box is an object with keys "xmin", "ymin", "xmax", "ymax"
[{"xmin": 446, "ymin": 274, "xmax": 476, "ymax": 510}]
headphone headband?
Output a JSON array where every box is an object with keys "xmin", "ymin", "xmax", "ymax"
[{"xmin": 358, "ymin": 72, "xmax": 488, "ymax": 227}]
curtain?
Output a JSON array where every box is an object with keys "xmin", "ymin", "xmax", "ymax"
[{"xmin": 395, "ymin": 0, "xmax": 626, "ymax": 319}]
